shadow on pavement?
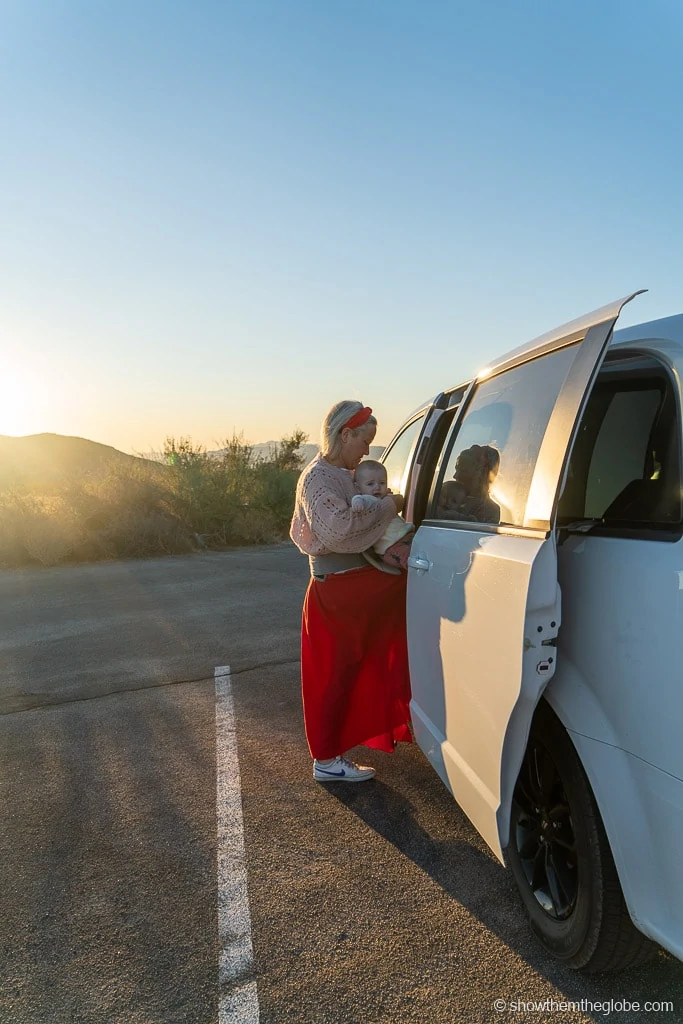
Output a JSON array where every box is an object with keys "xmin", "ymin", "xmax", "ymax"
[
  {"xmin": 326, "ymin": 763, "xmax": 683, "ymax": 1023},
  {"xmin": 0, "ymin": 681, "xmax": 217, "ymax": 1024}
]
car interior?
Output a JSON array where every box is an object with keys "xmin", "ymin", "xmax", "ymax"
[{"xmin": 557, "ymin": 353, "xmax": 682, "ymax": 534}]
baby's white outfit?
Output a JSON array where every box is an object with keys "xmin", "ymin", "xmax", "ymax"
[{"xmin": 351, "ymin": 493, "xmax": 414, "ymax": 555}]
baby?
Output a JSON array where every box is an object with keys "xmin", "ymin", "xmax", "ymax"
[{"xmin": 352, "ymin": 460, "xmax": 414, "ymax": 572}]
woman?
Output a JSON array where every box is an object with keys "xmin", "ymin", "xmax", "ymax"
[{"xmin": 290, "ymin": 400, "xmax": 412, "ymax": 782}]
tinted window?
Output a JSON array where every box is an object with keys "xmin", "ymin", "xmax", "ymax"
[
  {"xmin": 558, "ymin": 372, "xmax": 682, "ymax": 527},
  {"xmin": 585, "ymin": 389, "xmax": 661, "ymax": 516},
  {"xmin": 380, "ymin": 413, "xmax": 426, "ymax": 494},
  {"xmin": 433, "ymin": 345, "xmax": 577, "ymax": 528}
]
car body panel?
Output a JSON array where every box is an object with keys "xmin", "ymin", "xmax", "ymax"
[
  {"xmin": 408, "ymin": 529, "xmax": 560, "ymax": 861},
  {"xmin": 551, "ymin": 534, "xmax": 683, "ymax": 781},
  {"xmin": 613, "ymin": 313, "xmax": 683, "ymax": 349},
  {"xmin": 560, "ymin": 727, "xmax": 683, "ymax": 961}
]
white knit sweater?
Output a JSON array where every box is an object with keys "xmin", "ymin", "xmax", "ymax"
[{"xmin": 290, "ymin": 454, "xmax": 397, "ymax": 556}]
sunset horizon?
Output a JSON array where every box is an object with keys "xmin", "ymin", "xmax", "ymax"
[{"xmin": 3, "ymin": 1, "xmax": 682, "ymax": 457}]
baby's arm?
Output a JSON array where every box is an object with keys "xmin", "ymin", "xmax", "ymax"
[{"xmin": 351, "ymin": 494, "xmax": 381, "ymax": 511}]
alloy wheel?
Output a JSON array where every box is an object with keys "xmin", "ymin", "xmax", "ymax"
[{"xmin": 512, "ymin": 742, "xmax": 578, "ymax": 919}]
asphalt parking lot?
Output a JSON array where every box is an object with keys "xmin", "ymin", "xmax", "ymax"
[{"xmin": 2, "ymin": 547, "xmax": 683, "ymax": 1023}]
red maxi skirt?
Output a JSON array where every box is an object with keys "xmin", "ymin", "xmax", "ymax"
[{"xmin": 301, "ymin": 565, "xmax": 412, "ymax": 760}]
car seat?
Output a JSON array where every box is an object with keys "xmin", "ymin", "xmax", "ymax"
[
  {"xmin": 602, "ymin": 436, "xmax": 680, "ymax": 524},
  {"xmin": 602, "ymin": 478, "xmax": 665, "ymax": 521}
]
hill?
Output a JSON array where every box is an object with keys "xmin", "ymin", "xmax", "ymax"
[
  {"xmin": 0, "ymin": 434, "xmax": 387, "ymax": 489},
  {"xmin": 0, "ymin": 433, "xmax": 164, "ymax": 487}
]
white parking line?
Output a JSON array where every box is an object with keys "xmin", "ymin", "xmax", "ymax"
[{"xmin": 215, "ymin": 665, "xmax": 260, "ymax": 1024}]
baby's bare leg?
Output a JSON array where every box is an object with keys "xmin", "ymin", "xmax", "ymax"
[{"xmin": 382, "ymin": 535, "xmax": 413, "ymax": 570}]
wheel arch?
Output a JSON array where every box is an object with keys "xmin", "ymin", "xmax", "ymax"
[{"xmin": 517, "ymin": 678, "xmax": 664, "ymax": 949}]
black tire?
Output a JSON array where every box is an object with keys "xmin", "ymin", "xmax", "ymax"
[{"xmin": 507, "ymin": 702, "xmax": 656, "ymax": 972}]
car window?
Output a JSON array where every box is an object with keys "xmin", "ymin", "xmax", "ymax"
[
  {"xmin": 558, "ymin": 372, "xmax": 682, "ymax": 527},
  {"xmin": 380, "ymin": 413, "xmax": 426, "ymax": 495},
  {"xmin": 432, "ymin": 345, "xmax": 578, "ymax": 528},
  {"xmin": 585, "ymin": 389, "xmax": 661, "ymax": 515}
]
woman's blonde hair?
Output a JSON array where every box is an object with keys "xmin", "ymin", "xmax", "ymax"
[{"xmin": 321, "ymin": 400, "xmax": 377, "ymax": 460}]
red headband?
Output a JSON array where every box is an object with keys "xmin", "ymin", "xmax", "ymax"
[{"xmin": 342, "ymin": 406, "xmax": 373, "ymax": 431}]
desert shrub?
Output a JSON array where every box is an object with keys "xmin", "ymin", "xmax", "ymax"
[
  {"xmin": 88, "ymin": 509, "xmax": 196, "ymax": 558},
  {"xmin": 0, "ymin": 429, "xmax": 308, "ymax": 568},
  {"xmin": 162, "ymin": 432, "xmax": 304, "ymax": 547},
  {"xmin": 0, "ymin": 492, "xmax": 85, "ymax": 567},
  {"xmin": 249, "ymin": 462, "xmax": 300, "ymax": 532},
  {"xmin": 163, "ymin": 436, "xmax": 246, "ymax": 546}
]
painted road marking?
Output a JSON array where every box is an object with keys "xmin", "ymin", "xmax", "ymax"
[{"xmin": 215, "ymin": 665, "xmax": 260, "ymax": 1023}]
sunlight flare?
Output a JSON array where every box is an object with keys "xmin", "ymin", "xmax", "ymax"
[{"xmin": 0, "ymin": 364, "xmax": 39, "ymax": 436}]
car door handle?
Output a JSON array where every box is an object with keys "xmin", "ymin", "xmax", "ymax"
[{"xmin": 407, "ymin": 554, "xmax": 431, "ymax": 573}]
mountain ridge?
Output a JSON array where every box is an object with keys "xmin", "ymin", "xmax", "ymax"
[
  {"xmin": 0, "ymin": 433, "xmax": 164, "ymax": 486},
  {"xmin": 0, "ymin": 433, "xmax": 386, "ymax": 486},
  {"xmin": 236, "ymin": 441, "xmax": 385, "ymax": 463}
]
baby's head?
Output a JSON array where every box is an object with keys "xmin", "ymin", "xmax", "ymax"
[{"xmin": 354, "ymin": 459, "xmax": 388, "ymax": 498}]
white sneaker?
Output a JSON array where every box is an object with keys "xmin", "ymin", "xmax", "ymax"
[{"xmin": 313, "ymin": 755, "xmax": 376, "ymax": 783}]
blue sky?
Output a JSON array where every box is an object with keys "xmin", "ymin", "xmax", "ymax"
[{"xmin": 2, "ymin": 0, "xmax": 682, "ymax": 452}]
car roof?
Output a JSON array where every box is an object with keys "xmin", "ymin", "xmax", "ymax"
[
  {"xmin": 612, "ymin": 312, "xmax": 683, "ymax": 347},
  {"xmin": 408, "ymin": 312, "xmax": 683, "ymax": 422}
]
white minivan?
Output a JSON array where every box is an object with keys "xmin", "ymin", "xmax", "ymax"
[{"xmin": 380, "ymin": 291, "xmax": 683, "ymax": 972}]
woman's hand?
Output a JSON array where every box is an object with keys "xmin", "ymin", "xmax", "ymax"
[{"xmin": 391, "ymin": 493, "xmax": 404, "ymax": 513}]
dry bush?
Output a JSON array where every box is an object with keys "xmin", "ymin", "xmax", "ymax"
[
  {"xmin": 64, "ymin": 464, "xmax": 196, "ymax": 560},
  {"xmin": 0, "ymin": 430, "xmax": 307, "ymax": 568},
  {"xmin": 0, "ymin": 492, "xmax": 85, "ymax": 567},
  {"xmin": 0, "ymin": 465, "xmax": 194, "ymax": 567}
]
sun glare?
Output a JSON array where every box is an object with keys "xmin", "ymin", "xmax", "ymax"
[{"xmin": 0, "ymin": 366, "xmax": 38, "ymax": 437}]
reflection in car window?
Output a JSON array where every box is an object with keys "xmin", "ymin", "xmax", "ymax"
[
  {"xmin": 437, "ymin": 445, "xmax": 502, "ymax": 524},
  {"xmin": 380, "ymin": 413, "xmax": 426, "ymax": 495},
  {"xmin": 433, "ymin": 345, "xmax": 578, "ymax": 528}
]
